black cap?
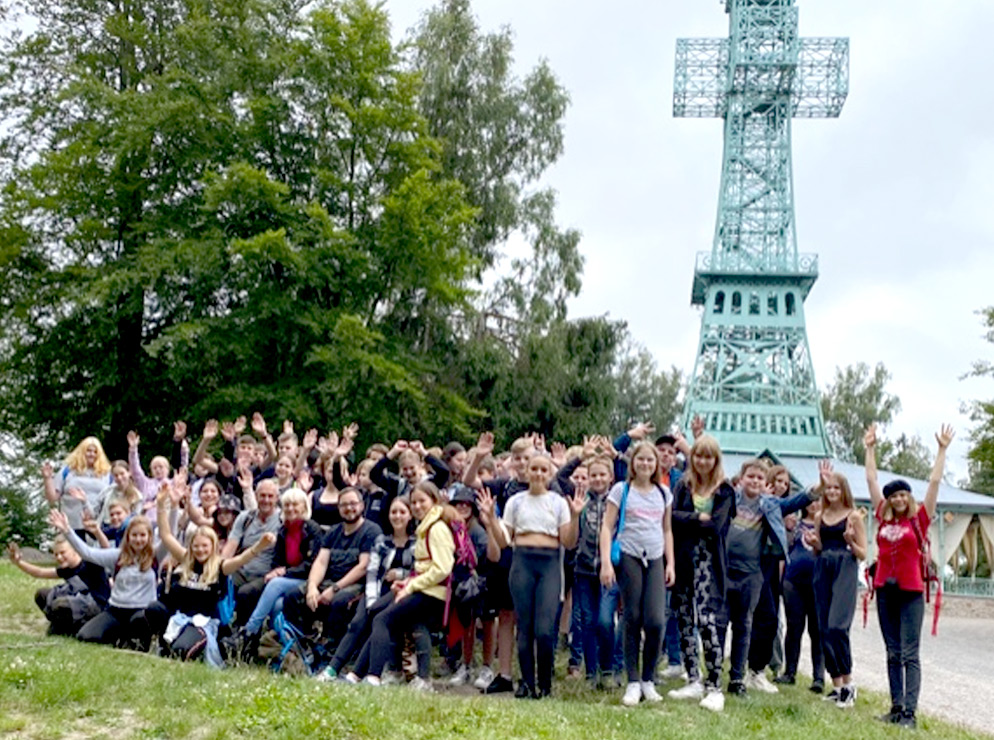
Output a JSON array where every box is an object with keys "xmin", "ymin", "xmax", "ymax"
[
  {"xmin": 654, "ymin": 434, "xmax": 678, "ymax": 447},
  {"xmin": 448, "ymin": 484, "xmax": 479, "ymax": 515},
  {"xmin": 882, "ymin": 480, "xmax": 912, "ymax": 499}
]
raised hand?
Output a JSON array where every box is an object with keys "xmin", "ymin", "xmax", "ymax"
[
  {"xmin": 173, "ymin": 420, "xmax": 187, "ymax": 441},
  {"xmin": 691, "ymin": 415, "xmax": 705, "ymax": 439},
  {"xmin": 597, "ymin": 435, "xmax": 619, "ymax": 460},
  {"xmin": 251, "ymin": 412, "xmax": 268, "ymax": 437},
  {"xmin": 581, "ymin": 436, "xmax": 597, "ymax": 459},
  {"xmin": 41, "ymin": 462, "xmax": 53, "ymax": 480},
  {"xmin": 127, "ymin": 430, "xmax": 140, "ymax": 449},
  {"xmin": 477, "ymin": 488, "xmax": 496, "ymax": 523},
  {"xmin": 296, "ymin": 469, "xmax": 314, "ymax": 494},
  {"xmin": 936, "ymin": 424, "xmax": 955, "ymax": 450},
  {"xmin": 156, "ymin": 483, "xmax": 172, "ymax": 509},
  {"xmin": 532, "ymin": 433, "xmax": 547, "ymax": 453},
  {"xmin": 283, "ymin": 419, "xmax": 294, "ymax": 436},
  {"xmin": 220, "ymin": 421, "xmax": 236, "ymax": 442},
  {"xmin": 863, "ymin": 424, "xmax": 877, "ymax": 450},
  {"xmin": 7, "ymin": 542, "xmax": 21, "ymax": 563},
  {"xmin": 334, "ymin": 434, "xmax": 354, "ymax": 459},
  {"xmin": 568, "ymin": 489, "xmax": 587, "ymax": 516},
  {"xmin": 550, "ymin": 442, "xmax": 567, "ymax": 467},
  {"xmin": 233, "ymin": 416, "xmax": 247, "ymax": 435},
  {"xmin": 326, "ymin": 431, "xmax": 339, "ymax": 455},
  {"xmin": 818, "ymin": 458, "xmax": 834, "ymax": 486},
  {"xmin": 342, "ymin": 422, "xmax": 359, "ymax": 441},
  {"xmin": 82, "ymin": 512, "xmax": 99, "ymax": 535},
  {"xmin": 409, "ymin": 440, "xmax": 427, "ymax": 458},
  {"xmin": 238, "ymin": 466, "xmax": 254, "ymax": 491},
  {"xmin": 302, "ymin": 428, "xmax": 318, "ymax": 450},
  {"xmin": 389, "ymin": 440, "xmax": 409, "ymax": 458},
  {"xmin": 49, "ymin": 509, "xmax": 70, "ymax": 533},
  {"xmin": 203, "ymin": 419, "xmax": 219, "ymax": 441},
  {"xmin": 476, "ymin": 432, "xmax": 495, "ymax": 457}
]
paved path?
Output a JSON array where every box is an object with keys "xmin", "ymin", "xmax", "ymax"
[{"xmin": 793, "ymin": 611, "xmax": 994, "ymax": 736}]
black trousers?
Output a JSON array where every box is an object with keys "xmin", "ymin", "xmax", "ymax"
[
  {"xmin": 876, "ymin": 586, "xmax": 924, "ymax": 712},
  {"xmin": 782, "ymin": 575, "xmax": 823, "ymax": 682},
  {"xmin": 509, "ymin": 547, "xmax": 561, "ymax": 692},
  {"xmin": 76, "ymin": 603, "xmax": 168, "ymax": 648}
]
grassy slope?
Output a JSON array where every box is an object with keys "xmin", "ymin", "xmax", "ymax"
[{"xmin": 0, "ymin": 562, "xmax": 989, "ymax": 740}]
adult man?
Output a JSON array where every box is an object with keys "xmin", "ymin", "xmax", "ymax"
[
  {"xmin": 282, "ymin": 488, "xmax": 381, "ymax": 651},
  {"xmin": 221, "ymin": 478, "xmax": 282, "ymax": 623}
]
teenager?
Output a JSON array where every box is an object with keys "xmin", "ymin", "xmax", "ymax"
[
  {"xmin": 778, "ymin": 498, "xmax": 825, "ymax": 693},
  {"xmin": 127, "ymin": 430, "xmax": 178, "ymax": 516},
  {"xmin": 155, "ymin": 486, "xmax": 275, "ymax": 665},
  {"xmin": 480, "ymin": 455, "xmax": 583, "ymax": 699},
  {"xmin": 363, "ymin": 482, "xmax": 457, "ymax": 690},
  {"xmin": 599, "ymin": 442, "xmax": 676, "ymax": 706},
  {"xmin": 806, "ymin": 464, "xmax": 867, "ymax": 708},
  {"xmin": 369, "ymin": 440, "xmax": 450, "ymax": 529},
  {"xmin": 668, "ymin": 435, "xmax": 736, "ymax": 712},
  {"xmin": 7, "ymin": 538, "xmax": 110, "ymax": 636},
  {"xmin": 42, "ymin": 437, "xmax": 113, "ymax": 537},
  {"xmin": 50, "ymin": 508, "xmax": 171, "ymax": 650},
  {"xmin": 866, "ymin": 423, "xmax": 953, "ymax": 729}
]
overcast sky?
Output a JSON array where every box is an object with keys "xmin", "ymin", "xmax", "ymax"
[{"xmin": 385, "ymin": 0, "xmax": 993, "ymax": 481}]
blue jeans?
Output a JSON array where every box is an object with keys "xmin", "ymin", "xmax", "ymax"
[
  {"xmin": 665, "ymin": 589, "xmax": 682, "ymax": 665},
  {"xmin": 244, "ymin": 577, "xmax": 304, "ymax": 636},
  {"xmin": 574, "ymin": 573, "xmax": 623, "ymax": 676}
]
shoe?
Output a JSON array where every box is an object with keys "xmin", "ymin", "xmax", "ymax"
[
  {"xmin": 700, "ymin": 687, "xmax": 725, "ymax": 712},
  {"xmin": 640, "ymin": 681, "xmax": 663, "ymax": 703},
  {"xmin": 473, "ymin": 665, "xmax": 495, "ymax": 690},
  {"xmin": 622, "ymin": 682, "xmax": 642, "ymax": 706},
  {"xmin": 809, "ymin": 680, "xmax": 824, "ymax": 694},
  {"xmin": 897, "ymin": 710, "xmax": 917, "ymax": 729},
  {"xmin": 535, "ymin": 687, "xmax": 551, "ymax": 700},
  {"xmin": 483, "ymin": 674, "xmax": 515, "ymax": 694},
  {"xmin": 341, "ymin": 672, "xmax": 360, "ymax": 684},
  {"xmin": 449, "ymin": 663, "xmax": 472, "ymax": 686},
  {"xmin": 835, "ymin": 684, "xmax": 856, "ymax": 709},
  {"xmin": 660, "ymin": 663, "xmax": 687, "ymax": 680},
  {"xmin": 822, "ymin": 687, "xmax": 840, "ymax": 702},
  {"xmin": 668, "ymin": 680, "xmax": 705, "ymax": 700},
  {"xmin": 362, "ymin": 676, "xmax": 381, "ymax": 687},
  {"xmin": 745, "ymin": 670, "xmax": 779, "ymax": 694},
  {"xmin": 315, "ymin": 665, "xmax": 337, "ymax": 683},
  {"xmin": 409, "ymin": 676, "xmax": 434, "ymax": 692},
  {"xmin": 514, "ymin": 682, "xmax": 536, "ymax": 699},
  {"xmin": 727, "ymin": 681, "xmax": 746, "ymax": 697},
  {"xmin": 381, "ymin": 670, "xmax": 404, "ymax": 686},
  {"xmin": 773, "ymin": 673, "xmax": 795, "ymax": 686},
  {"xmin": 878, "ymin": 706, "xmax": 903, "ymax": 724}
]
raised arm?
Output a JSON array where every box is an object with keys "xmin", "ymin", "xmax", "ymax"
[
  {"xmin": 7, "ymin": 543, "xmax": 58, "ymax": 579},
  {"xmin": 222, "ymin": 532, "xmax": 276, "ymax": 575},
  {"xmin": 924, "ymin": 424, "xmax": 954, "ymax": 520},
  {"xmin": 863, "ymin": 424, "xmax": 883, "ymax": 512},
  {"xmin": 155, "ymin": 485, "xmax": 187, "ymax": 562},
  {"xmin": 52, "ymin": 511, "xmax": 120, "ymax": 570},
  {"xmin": 476, "ymin": 488, "xmax": 503, "ymax": 563},
  {"xmin": 462, "ymin": 432, "xmax": 494, "ymax": 485},
  {"xmin": 41, "ymin": 462, "xmax": 59, "ymax": 505},
  {"xmin": 127, "ymin": 431, "xmax": 151, "ymax": 492}
]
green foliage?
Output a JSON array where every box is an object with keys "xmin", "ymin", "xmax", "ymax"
[
  {"xmin": 610, "ymin": 343, "xmax": 683, "ymax": 435},
  {"xmin": 0, "ymin": 434, "xmax": 47, "ymax": 548},
  {"xmin": 884, "ymin": 434, "xmax": 933, "ymax": 481},
  {"xmin": 965, "ymin": 307, "xmax": 994, "ymax": 495},
  {"xmin": 821, "ymin": 362, "xmax": 901, "ymax": 463}
]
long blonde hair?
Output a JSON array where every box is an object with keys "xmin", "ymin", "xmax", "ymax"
[
  {"xmin": 117, "ymin": 516, "xmax": 155, "ymax": 572},
  {"xmin": 879, "ymin": 496, "xmax": 918, "ymax": 522},
  {"xmin": 686, "ymin": 435, "xmax": 725, "ymax": 496},
  {"xmin": 177, "ymin": 526, "xmax": 222, "ymax": 587},
  {"xmin": 66, "ymin": 437, "xmax": 111, "ymax": 476}
]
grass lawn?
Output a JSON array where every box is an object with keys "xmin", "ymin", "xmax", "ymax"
[{"xmin": 0, "ymin": 561, "xmax": 989, "ymax": 740}]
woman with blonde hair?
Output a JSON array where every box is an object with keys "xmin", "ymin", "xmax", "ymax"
[
  {"xmin": 667, "ymin": 434, "xmax": 737, "ymax": 712},
  {"xmin": 42, "ymin": 437, "xmax": 113, "ymax": 536},
  {"xmin": 805, "ymin": 463, "xmax": 867, "ymax": 709},
  {"xmin": 865, "ymin": 424, "xmax": 953, "ymax": 728}
]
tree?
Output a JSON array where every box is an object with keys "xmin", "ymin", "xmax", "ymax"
[
  {"xmin": 884, "ymin": 433, "xmax": 933, "ymax": 481},
  {"xmin": 965, "ymin": 307, "xmax": 994, "ymax": 494},
  {"xmin": 609, "ymin": 343, "xmax": 683, "ymax": 435},
  {"xmin": 0, "ymin": 433, "xmax": 47, "ymax": 548},
  {"xmin": 821, "ymin": 362, "xmax": 901, "ymax": 462}
]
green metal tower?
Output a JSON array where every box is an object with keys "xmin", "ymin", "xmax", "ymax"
[{"xmin": 674, "ymin": 0, "xmax": 848, "ymax": 456}]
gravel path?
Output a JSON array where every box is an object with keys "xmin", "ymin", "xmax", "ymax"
[{"xmin": 792, "ymin": 609, "xmax": 994, "ymax": 736}]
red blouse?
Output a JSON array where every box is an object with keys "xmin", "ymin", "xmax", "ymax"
[{"xmin": 873, "ymin": 503, "xmax": 930, "ymax": 592}]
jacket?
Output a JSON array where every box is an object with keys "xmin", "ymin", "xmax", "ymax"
[
  {"xmin": 407, "ymin": 505, "xmax": 455, "ymax": 600},
  {"xmin": 573, "ymin": 490, "xmax": 610, "ymax": 577},
  {"xmin": 271, "ymin": 519, "xmax": 324, "ymax": 579},
  {"xmin": 671, "ymin": 478, "xmax": 736, "ymax": 605},
  {"xmin": 736, "ymin": 487, "xmax": 816, "ymax": 563}
]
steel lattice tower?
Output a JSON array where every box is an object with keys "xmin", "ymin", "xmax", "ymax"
[{"xmin": 674, "ymin": 0, "xmax": 848, "ymax": 456}]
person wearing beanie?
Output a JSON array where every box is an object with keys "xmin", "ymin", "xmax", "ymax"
[{"xmin": 864, "ymin": 423, "xmax": 954, "ymax": 730}]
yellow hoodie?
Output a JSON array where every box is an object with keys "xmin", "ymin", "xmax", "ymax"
[{"xmin": 406, "ymin": 505, "xmax": 455, "ymax": 601}]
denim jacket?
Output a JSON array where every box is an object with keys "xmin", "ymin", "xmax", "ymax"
[{"xmin": 736, "ymin": 488, "xmax": 815, "ymax": 562}]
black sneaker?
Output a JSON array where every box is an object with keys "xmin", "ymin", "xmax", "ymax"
[
  {"xmin": 822, "ymin": 687, "xmax": 839, "ymax": 702},
  {"xmin": 514, "ymin": 681, "xmax": 536, "ymax": 699},
  {"xmin": 809, "ymin": 680, "xmax": 824, "ymax": 694},
  {"xmin": 878, "ymin": 706, "xmax": 903, "ymax": 724},
  {"xmin": 897, "ymin": 710, "xmax": 916, "ymax": 729},
  {"xmin": 728, "ymin": 681, "xmax": 747, "ymax": 697},
  {"xmin": 483, "ymin": 674, "xmax": 515, "ymax": 694},
  {"xmin": 773, "ymin": 674, "xmax": 796, "ymax": 685}
]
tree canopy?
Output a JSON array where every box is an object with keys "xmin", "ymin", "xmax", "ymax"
[{"xmin": 965, "ymin": 307, "xmax": 994, "ymax": 495}]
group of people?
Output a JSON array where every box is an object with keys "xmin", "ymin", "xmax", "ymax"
[{"xmin": 9, "ymin": 413, "xmax": 953, "ymax": 728}]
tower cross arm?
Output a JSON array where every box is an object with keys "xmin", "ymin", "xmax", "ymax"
[{"xmin": 793, "ymin": 37, "xmax": 849, "ymax": 118}]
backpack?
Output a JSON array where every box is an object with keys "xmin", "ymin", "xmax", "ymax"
[
  {"xmin": 266, "ymin": 612, "xmax": 318, "ymax": 675},
  {"xmin": 216, "ymin": 575, "xmax": 236, "ymax": 627},
  {"xmin": 910, "ymin": 515, "xmax": 942, "ymax": 635},
  {"xmin": 44, "ymin": 576, "xmax": 100, "ymax": 634}
]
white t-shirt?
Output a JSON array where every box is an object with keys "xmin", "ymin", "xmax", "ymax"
[
  {"xmin": 608, "ymin": 481, "xmax": 671, "ymax": 561},
  {"xmin": 503, "ymin": 490, "xmax": 570, "ymax": 539}
]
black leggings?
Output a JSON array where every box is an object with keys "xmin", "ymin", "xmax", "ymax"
[
  {"xmin": 876, "ymin": 586, "xmax": 924, "ymax": 712},
  {"xmin": 76, "ymin": 603, "xmax": 168, "ymax": 649},
  {"xmin": 813, "ymin": 550, "xmax": 858, "ymax": 679},
  {"xmin": 748, "ymin": 555, "xmax": 782, "ymax": 673},
  {"xmin": 782, "ymin": 575, "xmax": 823, "ymax": 681},
  {"xmin": 368, "ymin": 592, "xmax": 444, "ymax": 678},
  {"xmin": 618, "ymin": 553, "xmax": 666, "ymax": 683},
  {"xmin": 509, "ymin": 547, "xmax": 561, "ymax": 692}
]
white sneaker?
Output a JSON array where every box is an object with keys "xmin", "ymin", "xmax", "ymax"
[
  {"xmin": 342, "ymin": 672, "xmax": 360, "ymax": 684},
  {"xmin": 668, "ymin": 680, "xmax": 704, "ymax": 700},
  {"xmin": 622, "ymin": 682, "xmax": 642, "ymax": 706},
  {"xmin": 660, "ymin": 664, "xmax": 687, "ymax": 680},
  {"xmin": 745, "ymin": 670, "xmax": 779, "ymax": 694},
  {"xmin": 640, "ymin": 681, "xmax": 663, "ymax": 703},
  {"xmin": 700, "ymin": 687, "xmax": 725, "ymax": 712},
  {"xmin": 473, "ymin": 665, "xmax": 495, "ymax": 690},
  {"xmin": 836, "ymin": 684, "xmax": 856, "ymax": 709},
  {"xmin": 315, "ymin": 666, "xmax": 337, "ymax": 683},
  {"xmin": 409, "ymin": 676, "xmax": 434, "ymax": 693},
  {"xmin": 362, "ymin": 676, "xmax": 381, "ymax": 687},
  {"xmin": 449, "ymin": 663, "xmax": 472, "ymax": 686},
  {"xmin": 381, "ymin": 670, "xmax": 404, "ymax": 686}
]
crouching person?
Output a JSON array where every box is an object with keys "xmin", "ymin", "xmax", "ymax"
[{"xmin": 8, "ymin": 539, "xmax": 110, "ymax": 636}]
